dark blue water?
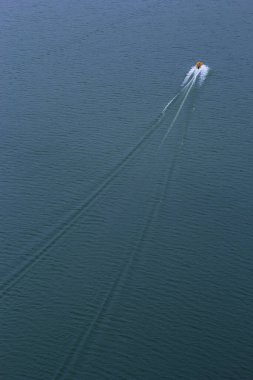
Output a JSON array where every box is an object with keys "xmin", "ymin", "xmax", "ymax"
[{"xmin": 1, "ymin": 1, "xmax": 253, "ymax": 379}]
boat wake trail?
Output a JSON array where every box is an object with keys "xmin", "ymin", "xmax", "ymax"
[
  {"xmin": 0, "ymin": 64, "xmax": 209, "ymax": 303},
  {"xmin": 52, "ymin": 64, "xmax": 209, "ymax": 378},
  {"xmin": 160, "ymin": 63, "xmax": 209, "ymax": 147},
  {"xmin": 160, "ymin": 74, "xmax": 197, "ymax": 146},
  {"xmin": 49, "ymin": 63, "xmax": 209, "ymax": 379},
  {"xmin": 0, "ymin": 80, "xmax": 183, "ymax": 300},
  {"xmin": 53, "ymin": 166, "xmax": 163, "ymax": 380}
]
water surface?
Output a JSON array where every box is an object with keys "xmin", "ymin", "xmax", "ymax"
[{"xmin": 1, "ymin": 1, "xmax": 253, "ymax": 379}]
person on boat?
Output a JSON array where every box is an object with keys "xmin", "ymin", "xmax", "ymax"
[{"xmin": 196, "ymin": 61, "xmax": 204, "ymax": 69}]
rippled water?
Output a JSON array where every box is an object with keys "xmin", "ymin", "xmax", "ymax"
[{"xmin": 1, "ymin": 1, "xmax": 253, "ymax": 379}]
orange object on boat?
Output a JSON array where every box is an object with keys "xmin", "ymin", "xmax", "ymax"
[{"xmin": 196, "ymin": 61, "xmax": 204, "ymax": 69}]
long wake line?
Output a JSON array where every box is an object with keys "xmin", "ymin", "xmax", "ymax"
[
  {"xmin": 0, "ymin": 64, "xmax": 208, "ymax": 299},
  {"xmin": 52, "ymin": 160, "xmax": 165, "ymax": 380},
  {"xmin": 6, "ymin": 64, "xmax": 208, "ymax": 380},
  {"xmin": 160, "ymin": 73, "xmax": 198, "ymax": 146},
  {"xmin": 52, "ymin": 72, "xmax": 202, "ymax": 380},
  {"xmin": 0, "ymin": 82, "xmax": 185, "ymax": 299}
]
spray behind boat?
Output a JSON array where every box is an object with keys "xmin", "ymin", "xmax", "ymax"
[
  {"xmin": 160, "ymin": 61, "xmax": 210, "ymax": 144},
  {"xmin": 182, "ymin": 61, "xmax": 210, "ymax": 87}
]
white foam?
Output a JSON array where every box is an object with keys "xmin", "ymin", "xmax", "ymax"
[
  {"xmin": 198, "ymin": 64, "xmax": 209, "ymax": 86},
  {"xmin": 182, "ymin": 64, "xmax": 210, "ymax": 87},
  {"xmin": 181, "ymin": 66, "xmax": 195, "ymax": 86},
  {"xmin": 160, "ymin": 73, "xmax": 198, "ymax": 145}
]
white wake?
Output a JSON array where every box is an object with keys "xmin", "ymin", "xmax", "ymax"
[
  {"xmin": 182, "ymin": 64, "xmax": 210, "ymax": 87},
  {"xmin": 160, "ymin": 63, "xmax": 209, "ymax": 145}
]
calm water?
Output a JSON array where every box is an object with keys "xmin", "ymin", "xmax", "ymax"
[{"xmin": 1, "ymin": 1, "xmax": 253, "ymax": 379}]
